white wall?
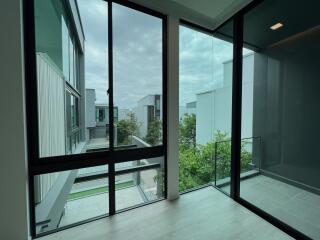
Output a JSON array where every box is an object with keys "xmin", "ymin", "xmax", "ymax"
[
  {"xmin": 133, "ymin": 95, "xmax": 162, "ymax": 138},
  {"xmin": 196, "ymin": 91, "xmax": 214, "ymax": 144},
  {"xmin": 37, "ymin": 53, "xmax": 66, "ymax": 158},
  {"xmin": 0, "ymin": 0, "xmax": 29, "ymax": 239},
  {"xmin": 196, "ymin": 54, "xmax": 254, "ymax": 145},
  {"xmin": 118, "ymin": 109, "xmax": 130, "ymax": 120},
  {"xmin": 36, "ymin": 54, "xmax": 66, "ymax": 201},
  {"xmin": 85, "ymin": 89, "xmax": 96, "ymax": 128},
  {"xmin": 133, "ymin": 105, "xmax": 148, "ymax": 138}
]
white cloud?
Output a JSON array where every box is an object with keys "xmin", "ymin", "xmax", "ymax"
[{"xmin": 78, "ymin": 0, "xmax": 233, "ymax": 110}]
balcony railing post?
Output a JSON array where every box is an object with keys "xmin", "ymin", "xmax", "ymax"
[{"xmin": 214, "ymin": 141, "xmax": 217, "ymax": 187}]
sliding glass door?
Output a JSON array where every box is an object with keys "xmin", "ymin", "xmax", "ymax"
[{"xmin": 239, "ymin": 0, "xmax": 320, "ymax": 239}]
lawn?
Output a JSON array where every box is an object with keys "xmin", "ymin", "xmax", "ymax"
[{"xmin": 68, "ymin": 180, "xmax": 135, "ymax": 200}]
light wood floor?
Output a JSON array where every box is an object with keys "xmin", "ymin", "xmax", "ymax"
[{"xmin": 40, "ymin": 187, "xmax": 292, "ymax": 240}]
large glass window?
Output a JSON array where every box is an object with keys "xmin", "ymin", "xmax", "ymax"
[
  {"xmin": 35, "ymin": 0, "xmax": 84, "ymax": 157},
  {"xmin": 35, "ymin": 0, "xmax": 164, "ymax": 157},
  {"xmin": 113, "ymin": 3, "xmax": 163, "ymax": 149},
  {"xmin": 179, "ymin": 23, "xmax": 233, "ymax": 193},
  {"xmin": 34, "ymin": 165, "xmax": 109, "ymax": 235},
  {"xmin": 69, "ymin": 38, "xmax": 75, "ymax": 85},
  {"xmin": 62, "ymin": 16, "xmax": 69, "ymax": 81},
  {"xmin": 239, "ymin": 1, "xmax": 320, "ymax": 238},
  {"xmin": 30, "ymin": 0, "xmax": 166, "ymax": 237},
  {"xmin": 115, "ymin": 157, "xmax": 165, "ymax": 211}
]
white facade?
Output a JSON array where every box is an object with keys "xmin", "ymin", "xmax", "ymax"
[
  {"xmin": 85, "ymin": 89, "xmax": 97, "ymax": 128},
  {"xmin": 179, "ymin": 101, "xmax": 196, "ymax": 120},
  {"xmin": 133, "ymin": 94, "xmax": 162, "ymax": 138},
  {"xmin": 118, "ymin": 108, "xmax": 130, "ymax": 120},
  {"xmin": 196, "ymin": 53, "xmax": 254, "ymax": 145}
]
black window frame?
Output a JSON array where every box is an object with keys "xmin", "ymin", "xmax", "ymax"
[{"xmin": 24, "ymin": 0, "xmax": 167, "ymax": 238}]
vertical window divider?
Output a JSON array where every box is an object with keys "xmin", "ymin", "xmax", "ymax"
[
  {"xmin": 230, "ymin": 13, "xmax": 243, "ymax": 200},
  {"xmin": 108, "ymin": 0, "xmax": 116, "ymax": 215},
  {"xmin": 162, "ymin": 16, "xmax": 168, "ymax": 199},
  {"xmin": 24, "ymin": 0, "xmax": 38, "ymax": 237}
]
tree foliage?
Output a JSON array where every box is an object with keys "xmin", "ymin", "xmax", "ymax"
[
  {"xmin": 145, "ymin": 118, "xmax": 162, "ymax": 146},
  {"xmin": 117, "ymin": 112, "xmax": 139, "ymax": 145},
  {"xmin": 179, "ymin": 113, "xmax": 196, "ymax": 147},
  {"xmin": 179, "ymin": 117, "xmax": 252, "ymax": 192}
]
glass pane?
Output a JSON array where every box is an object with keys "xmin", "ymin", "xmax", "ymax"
[
  {"xmin": 34, "ymin": 165, "xmax": 109, "ymax": 235},
  {"xmin": 62, "ymin": 16, "xmax": 69, "ymax": 81},
  {"xmin": 115, "ymin": 157, "xmax": 164, "ymax": 211},
  {"xmin": 178, "ymin": 22, "xmax": 233, "ymax": 193},
  {"xmin": 240, "ymin": 0, "xmax": 320, "ymax": 238},
  {"xmin": 78, "ymin": 0, "xmax": 109, "ymax": 152},
  {"xmin": 35, "ymin": 0, "xmax": 109, "ymax": 157},
  {"xmin": 113, "ymin": 3, "xmax": 163, "ymax": 149},
  {"xmin": 69, "ymin": 38, "xmax": 74, "ymax": 85}
]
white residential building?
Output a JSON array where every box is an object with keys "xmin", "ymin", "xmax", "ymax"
[
  {"xmin": 196, "ymin": 53, "xmax": 254, "ymax": 145},
  {"xmin": 133, "ymin": 94, "xmax": 162, "ymax": 138},
  {"xmin": 179, "ymin": 101, "xmax": 197, "ymax": 120}
]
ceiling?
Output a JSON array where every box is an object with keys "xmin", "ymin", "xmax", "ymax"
[
  {"xmin": 131, "ymin": 0, "xmax": 252, "ymax": 30},
  {"xmin": 172, "ymin": 0, "xmax": 238, "ymax": 24},
  {"xmin": 241, "ymin": 0, "xmax": 320, "ymax": 50}
]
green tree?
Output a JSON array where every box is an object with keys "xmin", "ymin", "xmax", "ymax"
[
  {"xmin": 145, "ymin": 118, "xmax": 162, "ymax": 146},
  {"xmin": 178, "ymin": 127, "xmax": 253, "ymax": 192},
  {"xmin": 179, "ymin": 113, "xmax": 196, "ymax": 148},
  {"xmin": 117, "ymin": 112, "xmax": 139, "ymax": 145}
]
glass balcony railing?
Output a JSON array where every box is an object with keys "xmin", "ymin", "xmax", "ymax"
[{"xmin": 214, "ymin": 136, "xmax": 262, "ymax": 195}]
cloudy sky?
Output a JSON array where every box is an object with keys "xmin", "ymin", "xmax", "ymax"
[
  {"xmin": 78, "ymin": 0, "xmax": 162, "ymax": 109},
  {"xmin": 78, "ymin": 0, "xmax": 238, "ymax": 109}
]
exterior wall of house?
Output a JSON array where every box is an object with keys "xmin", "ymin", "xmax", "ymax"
[
  {"xmin": 119, "ymin": 109, "xmax": 130, "ymax": 120},
  {"xmin": 133, "ymin": 94, "xmax": 162, "ymax": 139},
  {"xmin": 37, "ymin": 53, "xmax": 66, "ymax": 158},
  {"xmin": 85, "ymin": 89, "xmax": 97, "ymax": 128},
  {"xmin": 179, "ymin": 101, "xmax": 197, "ymax": 121},
  {"xmin": 133, "ymin": 104, "xmax": 149, "ymax": 138},
  {"xmin": 36, "ymin": 54, "xmax": 66, "ymax": 202},
  {"xmin": 196, "ymin": 53, "xmax": 254, "ymax": 145},
  {"xmin": 34, "ymin": 0, "xmax": 85, "ymax": 233}
]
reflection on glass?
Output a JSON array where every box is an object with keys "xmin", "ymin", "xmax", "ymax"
[
  {"xmin": 34, "ymin": 165, "xmax": 109, "ymax": 235},
  {"xmin": 115, "ymin": 157, "xmax": 164, "ymax": 211},
  {"xmin": 35, "ymin": 0, "xmax": 110, "ymax": 157},
  {"xmin": 178, "ymin": 23, "xmax": 233, "ymax": 193},
  {"xmin": 239, "ymin": 0, "xmax": 320, "ymax": 238},
  {"xmin": 113, "ymin": 3, "xmax": 163, "ymax": 149}
]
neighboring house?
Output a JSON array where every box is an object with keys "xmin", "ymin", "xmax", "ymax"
[
  {"xmin": 118, "ymin": 108, "xmax": 130, "ymax": 120},
  {"xmin": 179, "ymin": 101, "xmax": 197, "ymax": 120},
  {"xmin": 85, "ymin": 89, "xmax": 121, "ymax": 142},
  {"xmin": 85, "ymin": 89, "xmax": 96, "ymax": 141},
  {"xmin": 35, "ymin": 0, "xmax": 85, "ymax": 233},
  {"xmin": 133, "ymin": 94, "xmax": 162, "ymax": 138},
  {"xmin": 196, "ymin": 53, "xmax": 254, "ymax": 145},
  {"xmin": 95, "ymin": 104, "xmax": 119, "ymax": 126}
]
